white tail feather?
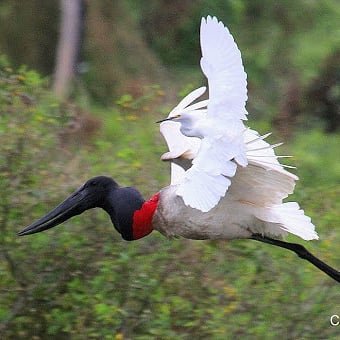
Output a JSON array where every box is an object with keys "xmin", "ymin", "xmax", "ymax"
[{"xmin": 255, "ymin": 202, "xmax": 318, "ymax": 240}]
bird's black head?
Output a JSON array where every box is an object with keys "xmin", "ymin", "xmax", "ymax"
[
  {"xmin": 82, "ymin": 176, "xmax": 119, "ymax": 206},
  {"xmin": 18, "ymin": 176, "xmax": 119, "ymax": 236}
]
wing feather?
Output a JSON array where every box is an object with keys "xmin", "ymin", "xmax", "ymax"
[
  {"xmin": 200, "ymin": 16, "xmax": 248, "ymax": 119},
  {"xmin": 158, "ymin": 16, "xmax": 316, "ymax": 238},
  {"xmin": 175, "ymin": 16, "xmax": 248, "ymax": 211},
  {"xmin": 229, "ymin": 161, "xmax": 318, "ymax": 240},
  {"xmin": 159, "ymin": 17, "xmax": 300, "ymax": 214},
  {"xmin": 229, "ymin": 160, "xmax": 297, "ymax": 206}
]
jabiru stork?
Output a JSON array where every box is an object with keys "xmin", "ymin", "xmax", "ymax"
[{"xmin": 18, "ymin": 16, "xmax": 339, "ymax": 283}]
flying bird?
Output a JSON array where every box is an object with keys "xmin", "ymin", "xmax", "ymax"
[{"xmin": 18, "ymin": 16, "xmax": 339, "ymax": 283}]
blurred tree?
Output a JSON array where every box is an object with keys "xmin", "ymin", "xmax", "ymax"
[
  {"xmin": 305, "ymin": 50, "xmax": 340, "ymax": 133},
  {"xmin": 138, "ymin": 0, "xmax": 200, "ymax": 66},
  {"xmin": 0, "ymin": 0, "xmax": 168, "ymax": 102},
  {"xmin": 0, "ymin": 0, "xmax": 59, "ymax": 74},
  {"xmin": 233, "ymin": 0, "xmax": 340, "ymax": 136},
  {"xmin": 83, "ymin": 1, "xmax": 167, "ymax": 102},
  {"xmin": 53, "ymin": 0, "xmax": 85, "ymax": 98},
  {"xmin": 0, "ymin": 0, "xmax": 338, "ymax": 116}
]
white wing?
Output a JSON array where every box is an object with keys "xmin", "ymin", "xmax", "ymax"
[
  {"xmin": 160, "ymin": 17, "xmax": 302, "ymax": 213},
  {"xmin": 200, "ymin": 16, "xmax": 248, "ymax": 120},
  {"xmin": 175, "ymin": 16, "xmax": 248, "ymax": 212},
  {"xmin": 159, "ymin": 87, "xmax": 205, "ymax": 185}
]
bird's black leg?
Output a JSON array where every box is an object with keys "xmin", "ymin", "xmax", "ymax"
[{"xmin": 250, "ymin": 234, "xmax": 340, "ymax": 283}]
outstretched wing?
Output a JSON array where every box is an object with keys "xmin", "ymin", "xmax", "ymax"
[
  {"xmin": 200, "ymin": 16, "xmax": 248, "ymax": 120},
  {"xmin": 175, "ymin": 16, "xmax": 248, "ymax": 212}
]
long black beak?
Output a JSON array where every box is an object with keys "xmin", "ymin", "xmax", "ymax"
[{"xmin": 18, "ymin": 185, "xmax": 94, "ymax": 236}]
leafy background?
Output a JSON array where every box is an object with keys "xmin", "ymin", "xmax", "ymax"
[{"xmin": 0, "ymin": 1, "xmax": 339, "ymax": 339}]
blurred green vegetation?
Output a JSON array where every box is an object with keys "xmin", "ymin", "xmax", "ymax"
[
  {"xmin": 0, "ymin": 1, "xmax": 339, "ymax": 338},
  {"xmin": 1, "ymin": 55, "xmax": 339, "ymax": 339}
]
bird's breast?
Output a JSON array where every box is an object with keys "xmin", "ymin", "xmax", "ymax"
[{"xmin": 152, "ymin": 186, "xmax": 252, "ymax": 240}]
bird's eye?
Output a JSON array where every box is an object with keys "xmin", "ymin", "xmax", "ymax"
[{"xmin": 85, "ymin": 180, "xmax": 97, "ymax": 187}]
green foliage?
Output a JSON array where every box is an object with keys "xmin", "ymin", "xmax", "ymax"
[
  {"xmin": 0, "ymin": 2, "xmax": 339, "ymax": 337},
  {"xmin": 1, "ymin": 63, "xmax": 339, "ymax": 338},
  {"xmin": 0, "ymin": 58, "xmax": 73, "ymax": 335}
]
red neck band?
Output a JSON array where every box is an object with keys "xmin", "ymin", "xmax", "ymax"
[{"xmin": 132, "ymin": 193, "xmax": 160, "ymax": 240}]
